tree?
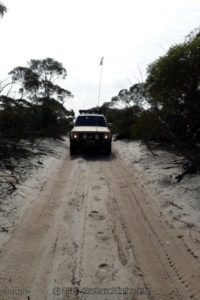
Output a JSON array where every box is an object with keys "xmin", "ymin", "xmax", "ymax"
[
  {"xmin": 145, "ymin": 32, "xmax": 200, "ymax": 145},
  {"xmin": 5, "ymin": 58, "xmax": 74, "ymax": 138},
  {"xmin": 111, "ymin": 83, "xmax": 148, "ymax": 108},
  {"xmin": 9, "ymin": 58, "xmax": 73, "ymax": 102},
  {"xmin": 0, "ymin": 2, "xmax": 7, "ymax": 17},
  {"xmin": 107, "ymin": 83, "xmax": 148, "ymax": 139}
]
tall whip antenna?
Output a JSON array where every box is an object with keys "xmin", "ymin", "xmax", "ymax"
[{"xmin": 97, "ymin": 56, "xmax": 104, "ymax": 107}]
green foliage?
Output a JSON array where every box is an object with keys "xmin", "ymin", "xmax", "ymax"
[
  {"xmin": 145, "ymin": 33, "xmax": 200, "ymax": 146},
  {"xmin": 0, "ymin": 2, "xmax": 7, "ymax": 17},
  {"xmin": 0, "ymin": 96, "xmax": 74, "ymax": 140},
  {"xmin": 103, "ymin": 27, "xmax": 200, "ymax": 160},
  {"xmin": 101, "ymin": 104, "xmax": 142, "ymax": 140},
  {"xmin": 0, "ymin": 58, "xmax": 74, "ymax": 141},
  {"xmin": 131, "ymin": 110, "xmax": 169, "ymax": 142},
  {"xmin": 10, "ymin": 58, "xmax": 73, "ymax": 101},
  {"xmin": 111, "ymin": 83, "xmax": 147, "ymax": 108},
  {"xmin": 101, "ymin": 82, "xmax": 148, "ymax": 140},
  {"xmin": 10, "ymin": 67, "xmax": 40, "ymax": 97}
]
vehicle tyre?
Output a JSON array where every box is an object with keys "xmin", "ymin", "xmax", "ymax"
[
  {"xmin": 70, "ymin": 143, "xmax": 76, "ymax": 155},
  {"xmin": 104, "ymin": 143, "xmax": 111, "ymax": 155}
]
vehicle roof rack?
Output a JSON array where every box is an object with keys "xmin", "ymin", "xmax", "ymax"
[{"xmin": 79, "ymin": 108, "xmax": 103, "ymax": 115}]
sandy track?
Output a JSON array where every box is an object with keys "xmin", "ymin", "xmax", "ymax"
[
  {"xmin": 102, "ymin": 149, "xmax": 200, "ymax": 300},
  {"xmin": 0, "ymin": 141, "xmax": 199, "ymax": 300}
]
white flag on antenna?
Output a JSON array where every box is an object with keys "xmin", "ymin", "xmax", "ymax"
[{"xmin": 99, "ymin": 57, "xmax": 104, "ymax": 65}]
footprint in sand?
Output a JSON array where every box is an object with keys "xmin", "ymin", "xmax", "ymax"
[
  {"xmin": 88, "ymin": 211, "xmax": 105, "ymax": 221},
  {"xmin": 94, "ymin": 196, "xmax": 101, "ymax": 202},
  {"xmin": 96, "ymin": 231, "xmax": 110, "ymax": 242},
  {"xmin": 95, "ymin": 264, "xmax": 111, "ymax": 282},
  {"xmin": 92, "ymin": 186, "xmax": 101, "ymax": 191}
]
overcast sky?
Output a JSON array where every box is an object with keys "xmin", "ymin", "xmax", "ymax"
[{"xmin": 0, "ymin": 0, "xmax": 200, "ymax": 114}]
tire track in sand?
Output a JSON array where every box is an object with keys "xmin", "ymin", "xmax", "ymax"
[{"xmin": 101, "ymin": 148, "xmax": 200, "ymax": 300}]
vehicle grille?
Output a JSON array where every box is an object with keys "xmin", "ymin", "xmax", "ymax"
[{"xmin": 79, "ymin": 133, "xmax": 103, "ymax": 140}]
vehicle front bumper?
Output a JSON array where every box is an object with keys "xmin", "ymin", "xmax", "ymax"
[{"xmin": 70, "ymin": 132, "xmax": 112, "ymax": 149}]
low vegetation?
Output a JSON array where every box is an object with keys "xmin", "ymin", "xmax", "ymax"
[{"xmin": 0, "ymin": 58, "xmax": 74, "ymax": 159}]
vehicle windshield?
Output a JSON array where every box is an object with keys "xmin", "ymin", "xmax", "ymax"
[{"xmin": 75, "ymin": 115, "xmax": 107, "ymax": 127}]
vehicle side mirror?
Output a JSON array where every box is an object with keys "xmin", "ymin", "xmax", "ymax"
[
  {"xmin": 108, "ymin": 122, "xmax": 112, "ymax": 127},
  {"xmin": 69, "ymin": 121, "xmax": 74, "ymax": 127}
]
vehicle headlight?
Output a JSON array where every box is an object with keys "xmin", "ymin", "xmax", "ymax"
[
  {"xmin": 95, "ymin": 134, "xmax": 99, "ymax": 140},
  {"xmin": 71, "ymin": 133, "xmax": 79, "ymax": 139},
  {"xmin": 103, "ymin": 133, "xmax": 111, "ymax": 139}
]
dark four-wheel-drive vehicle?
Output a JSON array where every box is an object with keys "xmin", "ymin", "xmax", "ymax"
[{"xmin": 69, "ymin": 109, "xmax": 112, "ymax": 155}]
